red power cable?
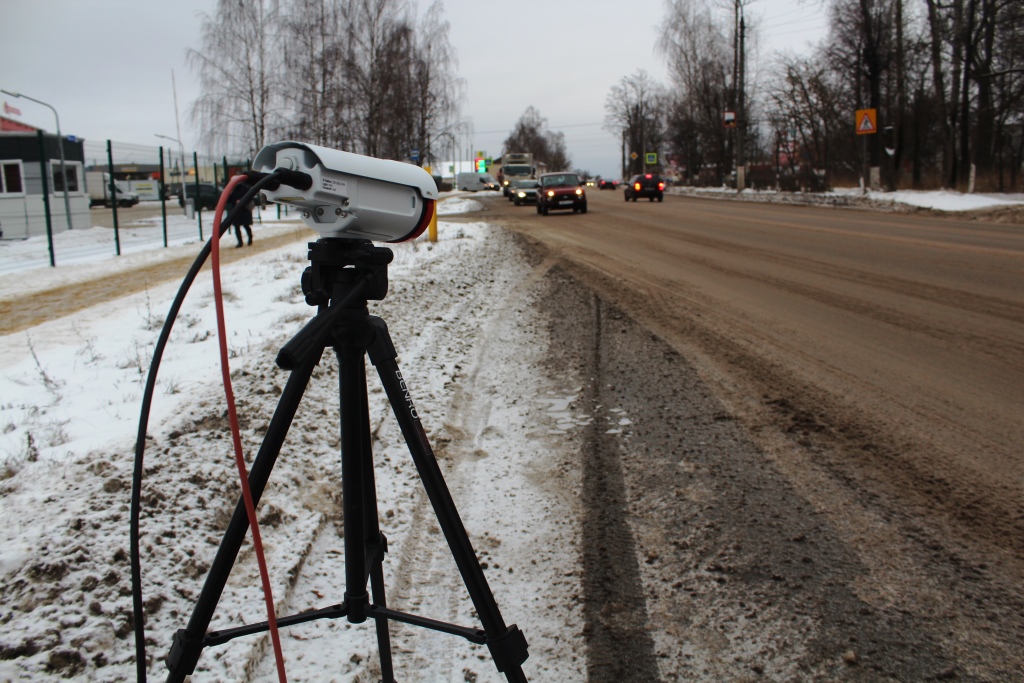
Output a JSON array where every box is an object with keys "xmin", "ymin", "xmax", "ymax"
[{"xmin": 211, "ymin": 175, "xmax": 288, "ymax": 682}]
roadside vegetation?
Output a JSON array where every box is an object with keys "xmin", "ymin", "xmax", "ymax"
[{"xmin": 605, "ymin": 0, "xmax": 1023, "ymax": 192}]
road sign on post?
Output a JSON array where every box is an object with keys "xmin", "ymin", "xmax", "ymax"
[
  {"xmin": 856, "ymin": 108, "xmax": 877, "ymax": 135},
  {"xmin": 645, "ymin": 152, "xmax": 658, "ymax": 165}
]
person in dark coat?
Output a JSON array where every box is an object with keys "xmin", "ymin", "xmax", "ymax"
[{"xmin": 227, "ymin": 182, "xmax": 254, "ymax": 247}]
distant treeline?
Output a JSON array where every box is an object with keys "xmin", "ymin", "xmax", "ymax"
[{"xmin": 606, "ymin": 0, "xmax": 1023, "ymax": 192}]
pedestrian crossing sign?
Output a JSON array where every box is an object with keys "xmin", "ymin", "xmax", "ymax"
[{"xmin": 856, "ymin": 108, "xmax": 877, "ymax": 135}]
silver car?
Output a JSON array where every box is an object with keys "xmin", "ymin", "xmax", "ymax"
[{"xmin": 511, "ymin": 179, "xmax": 539, "ymax": 205}]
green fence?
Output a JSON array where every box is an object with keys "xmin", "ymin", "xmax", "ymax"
[{"xmin": 74, "ymin": 139, "xmax": 250, "ymax": 259}]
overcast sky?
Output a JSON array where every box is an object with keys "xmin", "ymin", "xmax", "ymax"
[{"xmin": 0, "ymin": 0, "xmax": 827, "ymax": 179}]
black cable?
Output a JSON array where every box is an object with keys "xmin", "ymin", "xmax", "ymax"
[{"xmin": 129, "ymin": 171, "xmax": 291, "ymax": 682}]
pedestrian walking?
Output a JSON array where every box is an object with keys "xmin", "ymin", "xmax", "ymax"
[{"xmin": 227, "ymin": 182, "xmax": 254, "ymax": 247}]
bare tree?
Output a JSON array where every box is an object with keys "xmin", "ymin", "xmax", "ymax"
[
  {"xmin": 605, "ymin": 70, "xmax": 665, "ymax": 178},
  {"xmin": 503, "ymin": 106, "xmax": 572, "ymax": 171},
  {"xmin": 189, "ymin": 0, "xmax": 285, "ymax": 157},
  {"xmin": 186, "ymin": 0, "xmax": 471, "ymax": 170},
  {"xmin": 282, "ymin": 0, "xmax": 346, "ymax": 147},
  {"xmin": 657, "ymin": 0, "xmax": 732, "ymax": 184},
  {"xmin": 338, "ymin": 0, "xmax": 414, "ymax": 157},
  {"xmin": 409, "ymin": 1, "xmax": 465, "ymax": 167}
]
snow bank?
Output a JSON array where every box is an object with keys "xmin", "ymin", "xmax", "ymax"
[
  {"xmin": 672, "ymin": 184, "xmax": 1024, "ymax": 212},
  {"xmin": 829, "ymin": 187, "xmax": 1024, "ymax": 211}
]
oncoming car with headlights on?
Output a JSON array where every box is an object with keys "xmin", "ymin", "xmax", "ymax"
[
  {"xmin": 510, "ymin": 178, "xmax": 539, "ymax": 205},
  {"xmin": 536, "ymin": 172, "xmax": 587, "ymax": 215}
]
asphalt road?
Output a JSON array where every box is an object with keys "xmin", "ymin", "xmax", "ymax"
[{"xmin": 472, "ymin": 187, "xmax": 1024, "ymax": 679}]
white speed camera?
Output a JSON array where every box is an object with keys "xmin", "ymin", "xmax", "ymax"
[{"xmin": 253, "ymin": 141, "xmax": 438, "ymax": 242}]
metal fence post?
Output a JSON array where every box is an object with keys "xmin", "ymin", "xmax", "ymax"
[
  {"xmin": 36, "ymin": 130, "xmax": 55, "ymax": 267},
  {"xmin": 107, "ymin": 139, "xmax": 120, "ymax": 256},
  {"xmin": 193, "ymin": 151, "xmax": 202, "ymax": 241},
  {"xmin": 159, "ymin": 146, "xmax": 168, "ymax": 247}
]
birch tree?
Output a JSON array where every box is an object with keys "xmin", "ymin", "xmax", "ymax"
[{"xmin": 189, "ymin": 0, "xmax": 285, "ymax": 157}]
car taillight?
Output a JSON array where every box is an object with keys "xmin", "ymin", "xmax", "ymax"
[
  {"xmin": 634, "ymin": 183, "xmax": 641, "ymax": 191},
  {"xmin": 658, "ymin": 182, "xmax": 665, "ymax": 190}
]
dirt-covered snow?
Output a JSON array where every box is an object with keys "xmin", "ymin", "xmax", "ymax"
[{"xmin": 0, "ymin": 214, "xmax": 585, "ymax": 681}]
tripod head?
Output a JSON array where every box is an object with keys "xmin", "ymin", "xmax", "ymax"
[
  {"xmin": 302, "ymin": 239, "xmax": 393, "ymax": 307},
  {"xmin": 276, "ymin": 239, "xmax": 394, "ymax": 371}
]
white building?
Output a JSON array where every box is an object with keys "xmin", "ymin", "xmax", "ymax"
[{"xmin": 0, "ymin": 131, "xmax": 90, "ymax": 239}]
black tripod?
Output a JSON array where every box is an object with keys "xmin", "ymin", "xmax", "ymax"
[{"xmin": 164, "ymin": 239, "xmax": 529, "ymax": 682}]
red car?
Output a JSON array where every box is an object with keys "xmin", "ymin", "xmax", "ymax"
[{"xmin": 536, "ymin": 172, "xmax": 588, "ymax": 215}]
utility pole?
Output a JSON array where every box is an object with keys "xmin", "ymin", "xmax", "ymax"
[
  {"xmin": 861, "ymin": 0, "xmax": 883, "ymax": 190},
  {"xmin": 621, "ymin": 129, "xmax": 626, "ymax": 180},
  {"xmin": 735, "ymin": 1, "xmax": 747, "ymax": 193}
]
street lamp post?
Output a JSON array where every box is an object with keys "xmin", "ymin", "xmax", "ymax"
[
  {"xmin": 2, "ymin": 90, "xmax": 73, "ymax": 230},
  {"xmin": 155, "ymin": 134, "xmax": 187, "ymax": 214}
]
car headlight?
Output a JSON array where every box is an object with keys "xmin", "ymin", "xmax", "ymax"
[
  {"xmin": 547, "ymin": 190, "xmax": 554, "ymax": 197},
  {"xmin": 517, "ymin": 191, "xmax": 526, "ymax": 197},
  {"xmin": 575, "ymin": 188, "xmax": 583, "ymax": 195}
]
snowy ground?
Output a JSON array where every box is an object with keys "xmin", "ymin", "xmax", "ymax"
[
  {"xmin": 1, "ymin": 184, "xmax": 1019, "ymax": 681},
  {"xmin": 835, "ymin": 187, "xmax": 1024, "ymax": 210},
  {"xmin": 0, "ymin": 198, "xmax": 587, "ymax": 681}
]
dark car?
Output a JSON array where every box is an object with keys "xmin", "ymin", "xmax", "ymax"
[
  {"xmin": 510, "ymin": 179, "xmax": 539, "ymax": 205},
  {"xmin": 178, "ymin": 183, "xmax": 221, "ymax": 211},
  {"xmin": 536, "ymin": 172, "xmax": 587, "ymax": 215},
  {"xmin": 598, "ymin": 179, "xmax": 619, "ymax": 190},
  {"xmin": 624, "ymin": 174, "xmax": 665, "ymax": 202}
]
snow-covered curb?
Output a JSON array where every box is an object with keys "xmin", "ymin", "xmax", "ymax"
[{"xmin": 667, "ymin": 184, "xmax": 1024, "ymax": 213}]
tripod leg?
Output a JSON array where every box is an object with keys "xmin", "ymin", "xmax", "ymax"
[
  {"xmin": 338, "ymin": 345, "xmax": 370, "ymax": 617},
  {"xmin": 165, "ymin": 352, "xmax": 320, "ymax": 682},
  {"xmin": 365, "ymin": 317, "xmax": 529, "ymax": 682},
  {"xmin": 336, "ymin": 343, "xmax": 396, "ymax": 681},
  {"xmin": 359, "ymin": 366, "xmax": 397, "ymax": 683},
  {"xmin": 369, "ymin": 558, "xmax": 395, "ymax": 683}
]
